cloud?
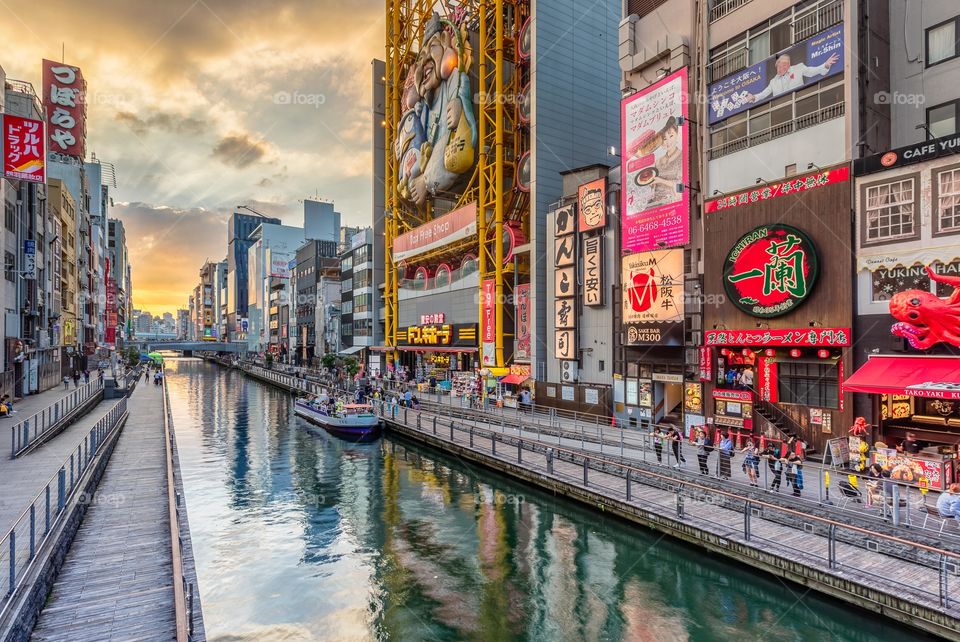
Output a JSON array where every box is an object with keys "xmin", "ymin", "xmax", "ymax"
[
  {"xmin": 115, "ymin": 110, "xmax": 205, "ymax": 136},
  {"xmin": 211, "ymin": 134, "xmax": 268, "ymax": 168}
]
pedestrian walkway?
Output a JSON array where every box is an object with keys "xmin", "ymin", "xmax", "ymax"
[
  {"xmin": 0, "ymin": 396, "xmax": 120, "ymax": 538},
  {"xmin": 30, "ymin": 381, "xmax": 175, "ymax": 641},
  {"xmin": 3, "ymin": 379, "xmax": 91, "ymax": 422}
]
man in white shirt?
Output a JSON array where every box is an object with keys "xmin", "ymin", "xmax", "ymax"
[{"xmin": 746, "ymin": 52, "xmax": 840, "ymax": 103}]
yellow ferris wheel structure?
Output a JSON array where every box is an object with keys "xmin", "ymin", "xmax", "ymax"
[{"xmin": 384, "ymin": 0, "xmax": 530, "ymax": 369}]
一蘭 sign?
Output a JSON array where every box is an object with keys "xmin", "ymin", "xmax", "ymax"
[{"xmin": 724, "ymin": 224, "xmax": 819, "ymax": 318}]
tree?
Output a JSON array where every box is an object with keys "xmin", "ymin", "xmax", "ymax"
[
  {"xmin": 126, "ymin": 347, "xmax": 140, "ymax": 366},
  {"xmin": 321, "ymin": 353, "xmax": 337, "ymax": 369},
  {"xmin": 343, "ymin": 356, "xmax": 359, "ymax": 377}
]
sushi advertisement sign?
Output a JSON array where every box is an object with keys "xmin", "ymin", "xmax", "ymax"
[{"xmin": 621, "ymin": 67, "xmax": 689, "ymax": 254}]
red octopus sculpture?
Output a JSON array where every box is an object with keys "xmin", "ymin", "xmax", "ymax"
[{"xmin": 889, "ymin": 266, "xmax": 960, "ymax": 350}]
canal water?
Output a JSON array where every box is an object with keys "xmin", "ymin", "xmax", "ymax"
[{"xmin": 167, "ymin": 359, "xmax": 925, "ymax": 642}]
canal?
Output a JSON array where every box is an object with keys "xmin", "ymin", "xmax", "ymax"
[{"xmin": 166, "ymin": 359, "xmax": 925, "ymax": 641}]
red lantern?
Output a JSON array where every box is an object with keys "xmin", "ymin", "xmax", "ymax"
[
  {"xmin": 790, "ymin": 349, "xmax": 802, "ymax": 358},
  {"xmin": 742, "ymin": 348, "xmax": 752, "ymax": 357},
  {"xmin": 720, "ymin": 348, "xmax": 729, "ymax": 356},
  {"xmin": 817, "ymin": 349, "xmax": 830, "ymax": 359},
  {"xmin": 764, "ymin": 349, "xmax": 775, "ymax": 357}
]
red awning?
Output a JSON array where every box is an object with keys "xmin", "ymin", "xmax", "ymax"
[
  {"xmin": 844, "ymin": 356, "xmax": 960, "ymax": 400},
  {"xmin": 499, "ymin": 374, "xmax": 530, "ymax": 385}
]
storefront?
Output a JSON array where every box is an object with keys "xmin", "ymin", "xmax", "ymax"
[
  {"xmin": 702, "ymin": 165, "xmax": 855, "ymax": 454},
  {"xmin": 498, "ymin": 364, "xmax": 532, "ymax": 408},
  {"xmin": 394, "ymin": 321, "xmax": 478, "ymax": 386},
  {"xmin": 844, "ymin": 356, "xmax": 959, "ymax": 490}
]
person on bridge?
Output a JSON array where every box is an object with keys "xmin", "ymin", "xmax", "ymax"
[
  {"xmin": 668, "ymin": 427, "xmax": 686, "ymax": 468},
  {"xmin": 718, "ymin": 433, "xmax": 734, "ymax": 479},
  {"xmin": 694, "ymin": 428, "xmax": 711, "ymax": 475},
  {"xmin": 741, "ymin": 440, "xmax": 760, "ymax": 487},
  {"xmin": 63, "ymin": 375, "xmax": 70, "ymax": 391},
  {"xmin": 936, "ymin": 484, "xmax": 960, "ymax": 520},
  {"xmin": 144, "ymin": 368, "xmax": 150, "ymax": 382},
  {"xmin": 650, "ymin": 426, "xmax": 665, "ymax": 464},
  {"xmin": 762, "ymin": 443, "xmax": 784, "ymax": 492}
]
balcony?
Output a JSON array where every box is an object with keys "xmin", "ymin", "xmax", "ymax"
[
  {"xmin": 709, "ymin": 0, "xmax": 752, "ymax": 22},
  {"xmin": 709, "ymin": 101, "xmax": 845, "ymax": 160}
]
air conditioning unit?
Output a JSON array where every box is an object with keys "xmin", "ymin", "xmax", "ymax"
[{"xmin": 560, "ymin": 360, "xmax": 578, "ymax": 383}]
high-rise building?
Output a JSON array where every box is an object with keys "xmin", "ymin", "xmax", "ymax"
[{"xmin": 225, "ymin": 210, "xmax": 281, "ymax": 342}]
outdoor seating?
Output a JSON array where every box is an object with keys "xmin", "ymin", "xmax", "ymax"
[
  {"xmin": 922, "ymin": 504, "xmax": 953, "ymax": 534},
  {"xmin": 837, "ymin": 480, "xmax": 862, "ymax": 509}
]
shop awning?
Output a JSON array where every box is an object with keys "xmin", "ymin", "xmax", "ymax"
[
  {"xmin": 843, "ymin": 356, "xmax": 960, "ymax": 400},
  {"xmin": 338, "ymin": 345, "xmax": 366, "ymax": 356},
  {"xmin": 499, "ymin": 373, "xmax": 529, "ymax": 385}
]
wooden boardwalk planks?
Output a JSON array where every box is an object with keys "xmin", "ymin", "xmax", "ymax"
[{"xmin": 31, "ymin": 382, "xmax": 175, "ymax": 641}]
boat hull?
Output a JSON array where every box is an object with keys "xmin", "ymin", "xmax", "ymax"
[{"xmin": 294, "ymin": 402, "xmax": 382, "ymax": 443}]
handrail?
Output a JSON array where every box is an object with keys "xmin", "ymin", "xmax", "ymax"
[
  {"xmin": 161, "ymin": 374, "xmax": 191, "ymax": 641},
  {"xmin": 384, "ymin": 405, "xmax": 960, "ymax": 614},
  {"xmin": 0, "ymin": 398, "xmax": 127, "ymax": 617},
  {"xmin": 9, "ymin": 379, "xmax": 105, "ymax": 458}
]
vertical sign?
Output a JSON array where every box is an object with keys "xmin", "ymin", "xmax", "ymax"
[
  {"xmin": 23, "ymin": 240, "xmax": 36, "ymax": 280},
  {"xmin": 515, "ymin": 283, "xmax": 531, "ymax": 360},
  {"xmin": 42, "ymin": 60, "xmax": 87, "ymax": 159},
  {"xmin": 582, "ymin": 235, "xmax": 603, "ymax": 306},
  {"xmin": 577, "ymin": 178, "xmax": 607, "ymax": 232},
  {"xmin": 621, "ymin": 67, "xmax": 689, "ymax": 253},
  {"xmin": 553, "ymin": 205, "xmax": 577, "ymax": 361},
  {"xmin": 3, "ymin": 115, "xmax": 46, "ymax": 183},
  {"xmin": 481, "ymin": 278, "xmax": 496, "ymax": 366},
  {"xmin": 699, "ymin": 346, "xmax": 713, "ymax": 382},
  {"xmin": 757, "ymin": 354, "xmax": 779, "ymax": 402}
]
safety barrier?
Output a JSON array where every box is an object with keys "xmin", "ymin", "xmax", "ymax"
[{"xmin": 9, "ymin": 379, "xmax": 105, "ymax": 458}]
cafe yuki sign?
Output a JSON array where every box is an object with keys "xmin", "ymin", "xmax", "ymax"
[
  {"xmin": 724, "ymin": 224, "xmax": 819, "ymax": 318},
  {"xmin": 854, "ymin": 133, "xmax": 960, "ymax": 176}
]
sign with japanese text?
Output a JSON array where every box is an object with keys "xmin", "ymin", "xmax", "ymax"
[
  {"xmin": 515, "ymin": 284, "xmax": 531, "ymax": 360},
  {"xmin": 724, "ymin": 224, "xmax": 819, "ymax": 318},
  {"xmin": 555, "ymin": 330, "xmax": 575, "ymax": 360},
  {"xmin": 397, "ymin": 323, "xmax": 477, "ymax": 348},
  {"xmin": 42, "ymin": 60, "xmax": 86, "ymax": 159},
  {"xmin": 554, "ymin": 235, "xmax": 575, "ymax": 267},
  {"xmin": 554, "ymin": 204, "xmax": 575, "ymax": 236},
  {"xmin": 712, "ymin": 389, "xmax": 753, "ymax": 402},
  {"xmin": 3, "ymin": 116, "xmax": 45, "ymax": 183},
  {"xmin": 622, "ymin": 250, "xmax": 684, "ymax": 345},
  {"xmin": 577, "ymin": 178, "xmax": 606, "ymax": 231},
  {"xmin": 684, "ymin": 382, "xmax": 703, "ymax": 414},
  {"xmin": 555, "ymin": 298, "xmax": 575, "ymax": 329},
  {"xmin": 699, "ymin": 346, "xmax": 713, "ymax": 381},
  {"xmin": 705, "ymin": 166, "xmax": 849, "ymax": 213},
  {"xmin": 481, "ymin": 279, "xmax": 496, "ymax": 366},
  {"xmin": 420, "ymin": 313, "xmax": 445, "ymax": 325},
  {"xmin": 621, "ymin": 67, "xmax": 689, "ymax": 253},
  {"xmin": 393, "ymin": 203, "xmax": 477, "ymax": 262},
  {"xmin": 704, "ymin": 327, "xmax": 851, "ymax": 347},
  {"xmin": 582, "ymin": 235, "xmax": 603, "ymax": 306},
  {"xmin": 707, "ymin": 23, "xmax": 844, "ymax": 124},
  {"xmin": 757, "ymin": 354, "xmax": 779, "ymax": 402},
  {"xmin": 23, "ymin": 239, "xmax": 36, "ymax": 280}
]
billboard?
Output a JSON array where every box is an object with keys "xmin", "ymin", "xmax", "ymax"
[
  {"xmin": 577, "ymin": 178, "xmax": 606, "ymax": 232},
  {"xmin": 393, "ymin": 203, "xmax": 477, "ymax": 262},
  {"xmin": 621, "ymin": 68, "xmax": 689, "ymax": 253},
  {"xmin": 708, "ymin": 23, "xmax": 844, "ymax": 124},
  {"xmin": 622, "ymin": 249, "xmax": 684, "ymax": 346},
  {"xmin": 269, "ymin": 253, "xmax": 293, "ymax": 278},
  {"xmin": 42, "ymin": 60, "xmax": 87, "ymax": 159},
  {"xmin": 515, "ymin": 283, "xmax": 531, "ymax": 360},
  {"xmin": 705, "ymin": 166, "xmax": 849, "ymax": 213},
  {"xmin": 3, "ymin": 115, "xmax": 45, "ymax": 183}
]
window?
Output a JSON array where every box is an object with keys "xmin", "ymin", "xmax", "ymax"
[
  {"xmin": 934, "ymin": 166, "xmax": 960, "ymax": 234},
  {"xmin": 355, "ymin": 293, "xmax": 372, "ymax": 313},
  {"xmin": 927, "ymin": 17, "xmax": 959, "ymax": 67},
  {"xmin": 4, "ymin": 201, "xmax": 14, "ymax": 232},
  {"xmin": 928, "ymin": 100, "xmax": 959, "ymax": 138},
  {"xmin": 4, "ymin": 252, "xmax": 13, "ymax": 282},
  {"xmin": 341, "ymin": 255, "xmax": 353, "ymax": 271},
  {"xmin": 863, "ymin": 178, "xmax": 917, "ymax": 243},
  {"xmin": 778, "ymin": 362, "xmax": 839, "ymax": 409},
  {"xmin": 354, "ymin": 318, "xmax": 373, "ymax": 337},
  {"xmin": 355, "ymin": 269, "xmax": 372, "ymax": 289}
]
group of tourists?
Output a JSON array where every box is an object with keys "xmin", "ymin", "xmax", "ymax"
[
  {"xmin": 652, "ymin": 427, "xmax": 808, "ymax": 496},
  {"xmin": 62, "ymin": 370, "xmax": 92, "ymax": 390},
  {"xmin": 144, "ymin": 362, "xmax": 164, "ymax": 386}
]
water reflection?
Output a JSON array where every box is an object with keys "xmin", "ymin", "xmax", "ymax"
[{"xmin": 166, "ymin": 360, "xmax": 924, "ymax": 642}]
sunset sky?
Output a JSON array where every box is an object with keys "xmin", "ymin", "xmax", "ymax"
[{"xmin": 0, "ymin": 0, "xmax": 384, "ymax": 315}]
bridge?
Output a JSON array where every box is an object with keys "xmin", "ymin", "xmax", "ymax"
[{"xmin": 130, "ymin": 340, "xmax": 248, "ymax": 354}]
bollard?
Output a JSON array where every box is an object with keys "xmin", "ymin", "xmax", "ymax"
[
  {"xmin": 626, "ymin": 469, "xmax": 632, "ymax": 501},
  {"xmin": 676, "ymin": 488, "xmax": 684, "ymax": 518},
  {"xmin": 547, "ymin": 449, "xmax": 554, "ymax": 474},
  {"xmin": 743, "ymin": 501, "xmax": 751, "ymax": 541},
  {"xmin": 583, "ymin": 459, "xmax": 589, "ymax": 486}
]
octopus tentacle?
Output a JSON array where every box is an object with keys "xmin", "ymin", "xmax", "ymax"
[{"xmin": 926, "ymin": 266, "xmax": 960, "ymax": 305}]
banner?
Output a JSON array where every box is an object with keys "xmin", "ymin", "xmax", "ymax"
[
  {"xmin": 622, "ymin": 250, "xmax": 684, "ymax": 345},
  {"xmin": 42, "ymin": 59, "xmax": 87, "ymax": 159},
  {"xmin": 582, "ymin": 235, "xmax": 603, "ymax": 306},
  {"xmin": 393, "ymin": 203, "xmax": 477, "ymax": 262},
  {"xmin": 577, "ymin": 178, "xmax": 606, "ymax": 231},
  {"xmin": 3, "ymin": 115, "xmax": 45, "ymax": 183},
  {"xmin": 621, "ymin": 67, "xmax": 689, "ymax": 253},
  {"xmin": 481, "ymin": 278, "xmax": 496, "ymax": 366},
  {"xmin": 757, "ymin": 354, "xmax": 779, "ymax": 402},
  {"xmin": 705, "ymin": 166, "xmax": 849, "ymax": 213},
  {"xmin": 699, "ymin": 346, "xmax": 713, "ymax": 382},
  {"xmin": 708, "ymin": 23, "xmax": 844, "ymax": 124},
  {"xmin": 515, "ymin": 283, "xmax": 531, "ymax": 359},
  {"xmin": 704, "ymin": 327, "xmax": 851, "ymax": 347},
  {"xmin": 269, "ymin": 253, "xmax": 293, "ymax": 278}
]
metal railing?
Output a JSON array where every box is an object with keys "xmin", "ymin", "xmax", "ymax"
[
  {"xmin": 709, "ymin": 101, "xmax": 845, "ymax": 159},
  {"xmin": 384, "ymin": 405, "xmax": 960, "ymax": 615},
  {"xmin": 161, "ymin": 374, "xmax": 194, "ymax": 641},
  {"xmin": 0, "ymin": 398, "xmax": 127, "ymax": 614},
  {"xmin": 709, "ymin": 0, "xmax": 752, "ymax": 22},
  {"xmin": 9, "ymin": 378, "xmax": 105, "ymax": 458}
]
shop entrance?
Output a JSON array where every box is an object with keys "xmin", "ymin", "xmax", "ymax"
[{"xmin": 652, "ymin": 374, "xmax": 684, "ymax": 424}]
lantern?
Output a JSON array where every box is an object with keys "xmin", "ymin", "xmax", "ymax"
[
  {"xmin": 720, "ymin": 348, "xmax": 729, "ymax": 356},
  {"xmin": 817, "ymin": 349, "xmax": 830, "ymax": 359},
  {"xmin": 741, "ymin": 348, "xmax": 752, "ymax": 357},
  {"xmin": 789, "ymin": 349, "xmax": 802, "ymax": 358},
  {"xmin": 764, "ymin": 349, "xmax": 775, "ymax": 357}
]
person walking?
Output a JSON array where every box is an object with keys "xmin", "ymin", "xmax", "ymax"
[
  {"xmin": 741, "ymin": 440, "xmax": 760, "ymax": 487},
  {"xmin": 762, "ymin": 443, "xmax": 783, "ymax": 492},
  {"xmin": 72, "ymin": 371, "xmax": 80, "ymax": 388},
  {"xmin": 650, "ymin": 426, "xmax": 665, "ymax": 464},
  {"xmin": 63, "ymin": 375, "xmax": 70, "ymax": 390},
  {"xmin": 695, "ymin": 428, "xmax": 711, "ymax": 475},
  {"xmin": 668, "ymin": 427, "xmax": 686, "ymax": 468},
  {"xmin": 786, "ymin": 452, "xmax": 804, "ymax": 497},
  {"xmin": 718, "ymin": 432, "xmax": 734, "ymax": 479},
  {"xmin": 83, "ymin": 370, "xmax": 90, "ymax": 384},
  {"xmin": 144, "ymin": 368, "xmax": 150, "ymax": 382}
]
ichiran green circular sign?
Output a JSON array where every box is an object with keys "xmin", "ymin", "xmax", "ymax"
[{"xmin": 723, "ymin": 224, "xmax": 819, "ymax": 318}]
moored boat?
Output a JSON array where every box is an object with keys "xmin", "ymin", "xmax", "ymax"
[{"xmin": 294, "ymin": 398, "xmax": 382, "ymax": 442}]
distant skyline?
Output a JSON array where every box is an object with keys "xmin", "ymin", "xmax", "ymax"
[{"xmin": 0, "ymin": 0, "xmax": 383, "ymax": 315}]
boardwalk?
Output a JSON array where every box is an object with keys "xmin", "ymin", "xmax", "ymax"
[
  {"xmin": 31, "ymin": 381, "xmax": 176, "ymax": 641},
  {"xmin": 0, "ymin": 396, "xmax": 121, "ymax": 537}
]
